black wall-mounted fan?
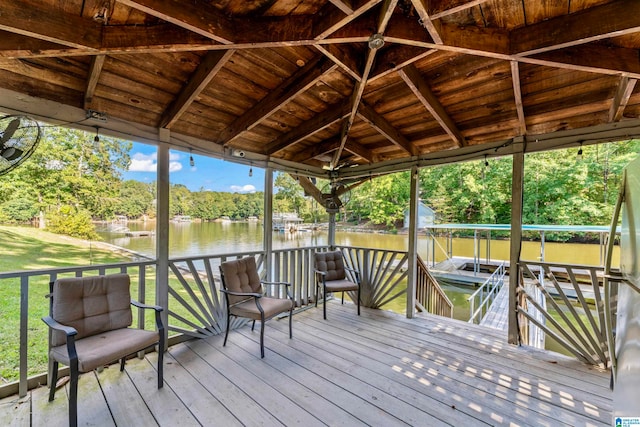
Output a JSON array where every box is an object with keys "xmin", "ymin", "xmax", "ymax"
[{"xmin": 0, "ymin": 115, "xmax": 41, "ymax": 176}]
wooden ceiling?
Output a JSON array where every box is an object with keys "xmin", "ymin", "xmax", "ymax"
[{"xmin": 2, "ymin": 0, "xmax": 640, "ymax": 179}]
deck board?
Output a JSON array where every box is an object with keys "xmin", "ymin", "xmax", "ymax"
[{"xmin": 0, "ymin": 301, "xmax": 612, "ymax": 426}]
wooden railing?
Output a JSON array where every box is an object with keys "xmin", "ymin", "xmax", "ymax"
[
  {"xmin": 517, "ymin": 260, "xmax": 609, "ymax": 367},
  {"xmin": 416, "ymin": 256, "xmax": 453, "ymax": 317}
]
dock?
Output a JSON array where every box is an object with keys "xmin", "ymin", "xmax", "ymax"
[
  {"xmin": 124, "ymin": 231, "xmax": 155, "ymax": 237},
  {"xmin": 479, "ymin": 282, "xmax": 510, "ymax": 330}
]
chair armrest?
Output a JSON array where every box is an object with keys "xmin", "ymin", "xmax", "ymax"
[
  {"xmin": 220, "ymin": 289, "xmax": 263, "ymax": 298},
  {"xmin": 131, "ymin": 300, "xmax": 163, "ymax": 312},
  {"xmin": 261, "ymin": 281, "xmax": 291, "ymax": 288},
  {"xmin": 42, "ymin": 315, "xmax": 77, "ymax": 337}
]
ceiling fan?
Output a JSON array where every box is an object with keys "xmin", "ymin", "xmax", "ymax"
[{"xmin": 0, "ymin": 115, "xmax": 41, "ymax": 176}]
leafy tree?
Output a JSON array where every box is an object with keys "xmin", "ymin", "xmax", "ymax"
[
  {"xmin": 115, "ymin": 180, "xmax": 155, "ymax": 218},
  {"xmin": 46, "ymin": 205, "xmax": 100, "ymax": 240},
  {"xmin": 0, "ymin": 197, "xmax": 39, "ymax": 223}
]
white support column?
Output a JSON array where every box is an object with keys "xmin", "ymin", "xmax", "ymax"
[
  {"xmin": 509, "ymin": 145, "xmax": 525, "ymax": 345},
  {"xmin": 156, "ymin": 131, "xmax": 170, "ymax": 348},
  {"xmin": 406, "ymin": 165, "xmax": 420, "ymax": 319},
  {"xmin": 263, "ymin": 168, "xmax": 274, "ymax": 280}
]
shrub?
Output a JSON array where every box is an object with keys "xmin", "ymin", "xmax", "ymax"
[{"xmin": 46, "ymin": 205, "xmax": 100, "ymax": 240}]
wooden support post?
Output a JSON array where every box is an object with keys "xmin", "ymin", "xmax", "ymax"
[
  {"xmin": 263, "ymin": 168, "xmax": 274, "ymax": 280},
  {"xmin": 509, "ymin": 145, "xmax": 525, "ymax": 345},
  {"xmin": 156, "ymin": 131, "xmax": 170, "ymax": 349},
  {"xmin": 406, "ymin": 165, "xmax": 419, "ymax": 319}
]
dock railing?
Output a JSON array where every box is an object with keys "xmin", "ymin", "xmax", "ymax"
[
  {"xmin": 416, "ymin": 255, "xmax": 453, "ymax": 317},
  {"xmin": 467, "ymin": 261, "xmax": 506, "ymax": 324}
]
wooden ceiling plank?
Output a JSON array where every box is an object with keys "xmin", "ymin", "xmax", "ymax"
[
  {"xmin": 265, "ymin": 100, "xmax": 351, "ymax": 155},
  {"xmin": 429, "ymin": 0, "xmax": 491, "ymax": 20},
  {"xmin": 530, "ymin": 45, "xmax": 640, "ymax": 78},
  {"xmin": 369, "ymin": 46, "xmax": 436, "ymax": 81},
  {"xmin": 160, "ymin": 50, "xmax": 235, "ymax": 129},
  {"xmin": 357, "ymin": 103, "xmax": 416, "ymax": 156},
  {"xmin": 290, "ymin": 137, "xmax": 341, "ymax": 163},
  {"xmin": 398, "ymin": 64, "xmax": 466, "ymax": 148},
  {"xmin": 84, "ymin": 55, "xmax": 106, "ymax": 109},
  {"xmin": 220, "ymin": 56, "xmax": 338, "ymax": 146},
  {"xmin": 511, "ymin": 0, "xmax": 640, "ymax": 56},
  {"xmin": 0, "ymin": 0, "xmax": 101, "ymax": 49},
  {"xmin": 609, "ymin": 76, "xmax": 637, "ymax": 122},
  {"xmin": 510, "ymin": 61, "xmax": 526, "ymax": 135},
  {"xmin": 118, "ymin": 0, "xmax": 235, "ymax": 44},
  {"xmin": 344, "ymin": 139, "xmax": 376, "ymax": 162},
  {"xmin": 409, "ymin": 0, "xmax": 443, "ymax": 44}
]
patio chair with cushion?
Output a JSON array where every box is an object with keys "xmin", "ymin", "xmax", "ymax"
[
  {"xmin": 314, "ymin": 250, "xmax": 361, "ymax": 319},
  {"xmin": 42, "ymin": 273, "xmax": 164, "ymax": 427},
  {"xmin": 219, "ymin": 257, "xmax": 294, "ymax": 358}
]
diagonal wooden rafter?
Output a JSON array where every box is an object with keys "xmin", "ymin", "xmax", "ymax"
[
  {"xmin": 0, "ymin": 0, "xmax": 101, "ymax": 49},
  {"xmin": 328, "ymin": 0, "xmax": 355, "ymax": 15},
  {"xmin": 510, "ymin": 61, "xmax": 526, "ymax": 136},
  {"xmin": 398, "ymin": 64, "xmax": 466, "ymax": 148},
  {"xmin": 314, "ymin": 0, "xmax": 383, "ymax": 40},
  {"xmin": 511, "ymin": 0, "xmax": 640, "ymax": 56},
  {"xmin": 369, "ymin": 45, "xmax": 436, "ymax": 81},
  {"xmin": 332, "ymin": 0, "xmax": 399, "ymax": 168},
  {"xmin": 344, "ymin": 140, "xmax": 376, "ymax": 163},
  {"xmin": 314, "ymin": 44, "xmax": 362, "ymax": 82},
  {"xmin": 220, "ymin": 56, "xmax": 338, "ymax": 147},
  {"xmin": 160, "ymin": 50, "xmax": 235, "ymax": 129},
  {"xmin": 409, "ymin": 0, "xmax": 443, "ymax": 44},
  {"xmin": 429, "ymin": 0, "xmax": 491, "ymax": 20},
  {"xmin": 609, "ymin": 76, "xmax": 637, "ymax": 123},
  {"xmin": 117, "ymin": 0, "xmax": 234, "ymax": 44},
  {"xmin": 84, "ymin": 55, "xmax": 105, "ymax": 109},
  {"xmin": 357, "ymin": 103, "xmax": 417, "ymax": 156},
  {"xmin": 265, "ymin": 100, "xmax": 352, "ymax": 155}
]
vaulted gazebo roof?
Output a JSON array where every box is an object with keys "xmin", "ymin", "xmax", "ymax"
[{"xmin": 2, "ymin": 0, "xmax": 640, "ymax": 179}]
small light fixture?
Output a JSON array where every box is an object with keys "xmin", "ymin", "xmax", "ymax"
[
  {"xmin": 189, "ymin": 149, "xmax": 195, "ymax": 167},
  {"xmin": 368, "ymin": 33, "xmax": 385, "ymax": 50},
  {"xmin": 94, "ymin": 127, "xmax": 100, "ymax": 143},
  {"xmin": 249, "ymin": 164, "xmax": 253, "ymax": 177},
  {"xmin": 577, "ymin": 142, "xmax": 583, "ymax": 161}
]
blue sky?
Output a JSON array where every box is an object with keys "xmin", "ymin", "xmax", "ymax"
[{"xmin": 122, "ymin": 141, "xmax": 265, "ymax": 193}]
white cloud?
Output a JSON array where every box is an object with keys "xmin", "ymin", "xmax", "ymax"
[
  {"xmin": 230, "ymin": 184, "xmax": 256, "ymax": 193},
  {"xmin": 129, "ymin": 152, "xmax": 182, "ymax": 172}
]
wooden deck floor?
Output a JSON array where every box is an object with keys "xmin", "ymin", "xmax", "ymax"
[{"xmin": 0, "ymin": 301, "xmax": 611, "ymax": 426}]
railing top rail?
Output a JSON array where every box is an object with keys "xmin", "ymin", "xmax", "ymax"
[
  {"xmin": 0, "ymin": 259, "xmax": 157, "ymax": 280},
  {"xmin": 519, "ymin": 260, "xmax": 606, "ymax": 271},
  {"xmin": 467, "ymin": 261, "xmax": 506, "ymax": 301}
]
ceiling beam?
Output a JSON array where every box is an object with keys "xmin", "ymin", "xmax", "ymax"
[
  {"xmin": 84, "ymin": 55, "xmax": 105, "ymax": 109},
  {"xmin": 160, "ymin": 50, "xmax": 235, "ymax": 129},
  {"xmin": 609, "ymin": 76, "xmax": 637, "ymax": 122},
  {"xmin": 290, "ymin": 137, "xmax": 342, "ymax": 163},
  {"xmin": 357, "ymin": 103, "xmax": 417, "ymax": 156},
  {"xmin": 328, "ymin": 0, "xmax": 355, "ymax": 15},
  {"xmin": 0, "ymin": 0, "xmax": 101, "ymax": 49},
  {"xmin": 510, "ymin": 61, "xmax": 526, "ymax": 136},
  {"xmin": 315, "ymin": 44, "xmax": 362, "ymax": 81},
  {"xmin": 332, "ymin": 0, "xmax": 398, "ymax": 168},
  {"xmin": 369, "ymin": 45, "xmax": 435, "ymax": 81},
  {"xmin": 511, "ymin": 0, "xmax": 640, "ymax": 56},
  {"xmin": 344, "ymin": 139, "xmax": 376, "ymax": 163},
  {"xmin": 314, "ymin": 0, "xmax": 383, "ymax": 40},
  {"xmin": 398, "ymin": 64, "xmax": 466, "ymax": 148},
  {"xmin": 220, "ymin": 56, "xmax": 338, "ymax": 147},
  {"xmin": 265, "ymin": 101, "xmax": 351, "ymax": 155}
]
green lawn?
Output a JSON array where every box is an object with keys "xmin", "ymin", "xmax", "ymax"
[{"xmin": 0, "ymin": 226, "xmax": 133, "ymax": 383}]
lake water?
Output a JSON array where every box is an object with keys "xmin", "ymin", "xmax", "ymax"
[{"xmin": 97, "ymin": 220, "xmax": 617, "ymax": 320}]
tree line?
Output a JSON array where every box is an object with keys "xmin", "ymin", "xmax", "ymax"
[{"xmin": 1, "ymin": 124, "xmax": 638, "ymax": 240}]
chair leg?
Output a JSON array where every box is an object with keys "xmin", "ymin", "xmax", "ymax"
[
  {"xmin": 223, "ymin": 311, "xmax": 231, "ymax": 347},
  {"xmin": 289, "ymin": 306, "xmax": 293, "ymax": 339},
  {"xmin": 315, "ymin": 284, "xmax": 319, "ymax": 307},
  {"xmin": 157, "ymin": 345, "xmax": 164, "ymax": 389},
  {"xmin": 69, "ymin": 361, "xmax": 79, "ymax": 427},
  {"xmin": 251, "ymin": 320, "xmax": 256, "ymax": 332},
  {"xmin": 323, "ymin": 285, "xmax": 327, "ymax": 320},
  {"xmin": 341, "ymin": 292, "xmax": 344, "ymax": 304},
  {"xmin": 260, "ymin": 318, "xmax": 265, "ymax": 358},
  {"xmin": 120, "ymin": 357, "xmax": 125, "ymax": 372},
  {"xmin": 357, "ymin": 285, "xmax": 361, "ymax": 316},
  {"xmin": 48, "ymin": 361, "xmax": 58, "ymax": 402}
]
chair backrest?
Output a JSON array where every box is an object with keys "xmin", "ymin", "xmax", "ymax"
[
  {"xmin": 49, "ymin": 274, "xmax": 133, "ymax": 346},
  {"xmin": 314, "ymin": 250, "xmax": 346, "ymax": 281},
  {"xmin": 220, "ymin": 257, "xmax": 262, "ymax": 305}
]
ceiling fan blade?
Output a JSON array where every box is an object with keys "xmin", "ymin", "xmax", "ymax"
[
  {"xmin": 1, "ymin": 118, "xmax": 21, "ymax": 145},
  {"xmin": 1, "ymin": 147, "xmax": 23, "ymax": 161}
]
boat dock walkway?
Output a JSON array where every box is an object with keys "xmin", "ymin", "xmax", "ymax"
[{"xmin": 479, "ymin": 282, "xmax": 510, "ymax": 331}]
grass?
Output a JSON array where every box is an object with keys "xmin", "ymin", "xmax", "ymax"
[{"xmin": 0, "ymin": 226, "xmax": 133, "ymax": 383}]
